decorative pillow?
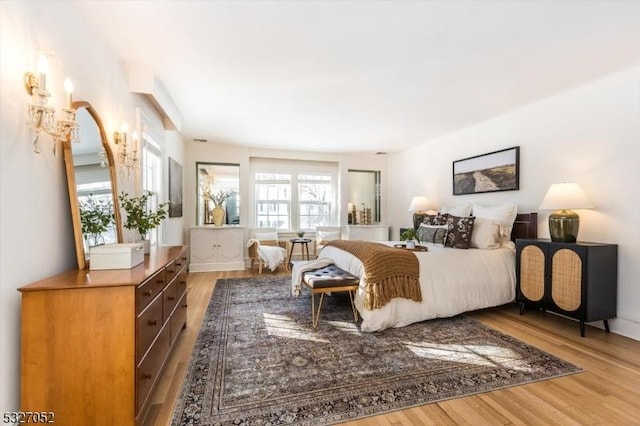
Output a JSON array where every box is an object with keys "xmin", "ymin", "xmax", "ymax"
[
  {"xmin": 417, "ymin": 224, "xmax": 448, "ymax": 247},
  {"xmin": 470, "ymin": 217, "xmax": 501, "ymax": 249},
  {"xmin": 421, "ymin": 213, "xmax": 449, "ymax": 226},
  {"xmin": 318, "ymin": 230, "xmax": 340, "ymax": 243},
  {"xmin": 254, "ymin": 231, "xmax": 278, "ymax": 244},
  {"xmin": 445, "ymin": 215, "xmax": 476, "ymax": 249},
  {"xmin": 472, "ymin": 202, "xmax": 517, "ymax": 245},
  {"xmin": 441, "ymin": 204, "xmax": 472, "ymax": 217}
]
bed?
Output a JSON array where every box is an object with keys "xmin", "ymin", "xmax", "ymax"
[{"xmin": 316, "ymin": 212, "xmax": 537, "ymax": 332}]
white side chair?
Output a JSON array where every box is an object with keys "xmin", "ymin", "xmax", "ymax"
[
  {"xmin": 314, "ymin": 226, "xmax": 342, "ymax": 256},
  {"xmin": 247, "ymin": 227, "xmax": 288, "ymax": 273}
]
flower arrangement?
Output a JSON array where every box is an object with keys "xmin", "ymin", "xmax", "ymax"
[
  {"xmin": 79, "ymin": 194, "xmax": 114, "ymax": 246},
  {"xmin": 202, "ymin": 187, "xmax": 237, "ymax": 207},
  {"xmin": 118, "ymin": 191, "xmax": 170, "ymax": 240}
]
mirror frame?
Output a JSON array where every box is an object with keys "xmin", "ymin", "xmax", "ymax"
[{"xmin": 63, "ymin": 100, "xmax": 123, "ymax": 269}]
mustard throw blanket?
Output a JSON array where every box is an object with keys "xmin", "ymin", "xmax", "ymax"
[{"xmin": 324, "ymin": 240, "xmax": 422, "ymax": 310}]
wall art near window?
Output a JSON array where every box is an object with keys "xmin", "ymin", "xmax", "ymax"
[
  {"xmin": 168, "ymin": 157, "xmax": 183, "ymax": 217},
  {"xmin": 453, "ymin": 146, "xmax": 520, "ymax": 195}
]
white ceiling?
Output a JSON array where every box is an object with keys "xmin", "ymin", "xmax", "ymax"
[{"xmin": 76, "ymin": 1, "xmax": 640, "ymax": 154}]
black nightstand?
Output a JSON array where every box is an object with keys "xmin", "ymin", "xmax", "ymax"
[{"xmin": 516, "ymin": 239, "xmax": 617, "ymax": 337}]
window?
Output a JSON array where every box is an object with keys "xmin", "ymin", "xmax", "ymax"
[
  {"xmin": 299, "ymin": 174, "xmax": 332, "ymax": 229},
  {"xmin": 255, "ymin": 173, "xmax": 291, "ymax": 229},
  {"xmin": 142, "ymin": 134, "xmax": 163, "ymax": 244},
  {"xmin": 252, "ymin": 159, "xmax": 337, "ymax": 231}
]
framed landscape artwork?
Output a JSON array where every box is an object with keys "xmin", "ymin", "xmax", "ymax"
[
  {"xmin": 168, "ymin": 157, "xmax": 183, "ymax": 217},
  {"xmin": 453, "ymin": 146, "xmax": 520, "ymax": 195}
]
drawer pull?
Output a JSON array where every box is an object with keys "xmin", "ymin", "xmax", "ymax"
[
  {"xmin": 167, "ymin": 296, "xmax": 175, "ymax": 301},
  {"xmin": 141, "ymin": 373, "xmax": 152, "ymax": 380},
  {"xmin": 181, "ymin": 304, "xmax": 188, "ymax": 308},
  {"xmin": 176, "ymin": 262, "xmax": 183, "ymax": 267},
  {"xmin": 143, "ymin": 290, "xmax": 153, "ymax": 296},
  {"xmin": 180, "ymin": 280, "xmax": 187, "ymax": 284},
  {"xmin": 157, "ymin": 278, "xmax": 164, "ymax": 284},
  {"xmin": 147, "ymin": 320, "xmax": 158, "ymax": 326}
]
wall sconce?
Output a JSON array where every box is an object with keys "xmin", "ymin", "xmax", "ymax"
[
  {"xmin": 539, "ymin": 182, "xmax": 594, "ymax": 242},
  {"xmin": 24, "ymin": 53, "xmax": 79, "ymax": 155},
  {"xmin": 114, "ymin": 122, "xmax": 139, "ymax": 179}
]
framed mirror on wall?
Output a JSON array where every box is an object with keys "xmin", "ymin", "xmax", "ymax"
[
  {"xmin": 63, "ymin": 101, "xmax": 123, "ymax": 269},
  {"xmin": 348, "ymin": 169, "xmax": 381, "ymax": 225},
  {"xmin": 196, "ymin": 162, "xmax": 240, "ymax": 226}
]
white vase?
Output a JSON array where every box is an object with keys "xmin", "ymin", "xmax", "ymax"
[
  {"xmin": 137, "ymin": 239, "xmax": 151, "ymax": 255},
  {"xmin": 212, "ymin": 205, "xmax": 225, "ymax": 226}
]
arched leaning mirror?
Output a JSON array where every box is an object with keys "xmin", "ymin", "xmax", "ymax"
[{"xmin": 63, "ymin": 101, "xmax": 123, "ymax": 269}]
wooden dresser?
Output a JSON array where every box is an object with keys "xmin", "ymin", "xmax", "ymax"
[{"xmin": 18, "ymin": 246, "xmax": 189, "ymax": 425}]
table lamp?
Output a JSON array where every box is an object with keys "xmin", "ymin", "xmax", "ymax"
[{"xmin": 539, "ymin": 182, "xmax": 593, "ymax": 242}]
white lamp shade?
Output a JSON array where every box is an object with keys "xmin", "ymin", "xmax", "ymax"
[
  {"xmin": 539, "ymin": 183, "xmax": 594, "ymax": 210},
  {"xmin": 408, "ymin": 196, "xmax": 430, "ymax": 212}
]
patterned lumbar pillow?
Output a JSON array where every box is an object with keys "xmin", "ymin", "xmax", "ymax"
[
  {"xmin": 417, "ymin": 224, "xmax": 448, "ymax": 246},
  {"xmin": 445, "ymin": 215, "xmax": 476, "ymax": 249}
]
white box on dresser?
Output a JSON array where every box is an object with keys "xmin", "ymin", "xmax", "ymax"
[
  {"xmin": 89, "ymin": 242, "xmax": 144, "ymax": 270},
  {"xmin": 189, "ymin": 226, "xmax": 245, "ymax": 271}
]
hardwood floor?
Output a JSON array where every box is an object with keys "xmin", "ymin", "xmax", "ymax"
[{"xmin": 145, "ymin": 268, "xmax": 640, "ymax": 425}]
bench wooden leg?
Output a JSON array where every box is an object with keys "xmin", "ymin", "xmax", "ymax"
[
  {"xmin": 311, "ymin": 291, "xmax": 325, "ymax": 329},
  {"xmin": 348, "ymin": 290, "xmax": 359, "ymax": 323}
]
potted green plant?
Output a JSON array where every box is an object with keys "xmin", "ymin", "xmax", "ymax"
[
  {"xmin": 400, "ymin": 228, "xmax": 420, "ymax": 248},
  {"xmin": 79, "ymin": 194, "xmax": 114, "ymax": 248},
  {"xmin": 296, "ymin": 230, "xmax": 305, "ymax": 238},
  {"xmin": 119, "ymin": 190, "xmax": 169, "ymax": 254}
]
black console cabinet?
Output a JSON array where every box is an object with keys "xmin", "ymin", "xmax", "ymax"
[{"xmin": 516, "ymin": 239, "xmax": 617, "ymax": 337}]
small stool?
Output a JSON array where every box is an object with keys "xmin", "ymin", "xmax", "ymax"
[{"xmin": 302, "ymin": 264, "xmax": 360, "ymax": 329}]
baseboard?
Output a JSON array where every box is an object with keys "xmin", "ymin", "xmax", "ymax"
[
  {"xmin": 608, "ymin": 316, "xmax": 640, "ymax": 341},
  {"xmin": 547, "ymin": 311, "xmax": 640, "ymax": 342}
]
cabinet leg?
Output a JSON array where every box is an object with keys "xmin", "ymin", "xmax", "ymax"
[
  {"xmin": 604, "ymin": 319, "xmax": 610, "ymax": 333},
  {"xmin": 580, "ymin": 320, "xmax": 585, "ymax": 337},
  {"xmin": 519, "ymin": 302, "xmax": 525, "ymax": 315}
]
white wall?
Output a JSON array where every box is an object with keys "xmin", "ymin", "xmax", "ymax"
[
  {"xmin": 388, "ymin": 65, "xmax": 640, "ymax": 340},
  {"xmin": 0, "ymin": 2, "xmax": 183, "ymax": 413}
]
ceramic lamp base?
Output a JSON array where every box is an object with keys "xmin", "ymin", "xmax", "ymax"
[{"xmin": 549, "ymin": 209, "xmax": 580, "ymax": 243}]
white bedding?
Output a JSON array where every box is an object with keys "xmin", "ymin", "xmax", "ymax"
[{"xmin": 318, "ymin": 242, "xmax": 516, "ymax": 332}]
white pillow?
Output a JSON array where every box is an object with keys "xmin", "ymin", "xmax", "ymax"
[
  {"xmin": 441, "ymin": 204, "xmax": 472, "ymax": 217},
  {"xmin": 254, "ymin": 232, "xmax": 278, "ymax": 242},
  {"xmin": 318, "ymin": 230, "xmax": 340, "ymax": 242},
  {"xmin": 470, "ymin": 217, "xmax": 501, "ymax": 249},
  {"xmin": 472, "ymin": 202, "xmax": 517, "ymax": 245}
]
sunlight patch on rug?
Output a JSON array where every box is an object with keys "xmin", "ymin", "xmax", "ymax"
[
  {"xmin": 263, "ymin": 312, "xmax": 330, "ymax": 343},
  {"xmin": 403, "ymin": 342, "xmax": 537, "ymax": 372},
  {"xmin": 172, "ymin": 276, "xmax": 582, "ymax": 426}
]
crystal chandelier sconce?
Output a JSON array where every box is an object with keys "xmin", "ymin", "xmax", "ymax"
[
  {"xmin": 24, "ymin": 53, "xmax": 79, "ymax": 156},
  {"xmin": 114, "ymin": 123, "xmax": 139, "ymax": 179}
]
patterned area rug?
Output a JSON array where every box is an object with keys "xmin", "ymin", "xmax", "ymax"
[{"xmin": 172, "ymin": 276, "xmax": 581, "ymax": 425}]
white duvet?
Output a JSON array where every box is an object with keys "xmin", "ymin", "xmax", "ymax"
[{"xmin": 318, "ymin": 242, "xmax": 516, "ymax": 332}]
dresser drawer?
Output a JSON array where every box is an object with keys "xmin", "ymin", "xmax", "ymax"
[
  {"xmin": 136, "ymin": 295, "xmax": 163, "ymax": 362},
  {"xmin": 162, "ymin": 279, "xmax": 180, "ymax": 323},
  {"xmin": 164, "ymin": 259, "xmax": 178, "ymax": 284},
  {"xmin": 176, "ymin": 251, "xmax": 189, "ymax": 273},
  {"xmin": 170, "ymin": 293, "xmax": 188, "ymax": 345},
  {"xmin": 136, "ymin": 270, "xmax": 166, "ymax": 315},
  {"xmin": 136, "ymin": 323, "xmax": 170, "ymax": 414}
]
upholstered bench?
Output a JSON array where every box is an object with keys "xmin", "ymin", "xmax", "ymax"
[{"xmin": 302, "ymin": 264, "xmax": 360, "ymax": 329}]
